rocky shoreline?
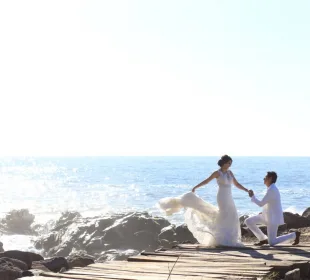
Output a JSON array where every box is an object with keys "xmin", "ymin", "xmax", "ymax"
[{"xmin": 1, "ymin": 207, "xmax": 310, "ymax": 279}]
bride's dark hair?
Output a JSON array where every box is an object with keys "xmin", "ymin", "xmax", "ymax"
[{"xmin": 217, "ymin": 155, "xmax": 233, "ymax": 167}]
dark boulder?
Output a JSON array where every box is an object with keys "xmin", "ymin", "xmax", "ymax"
[
  {"xmin": 158, "ymin": 225, "xmax": 176, "ymax": 242},
  {"xmin": 0, "ymin": 257, "xmax": 27, "ymax": 271},
  {"xmin": 0, "ymin": 258, "xmax": 23, "ymax": 280},
  {"xmin": 0, "ymin": 250, "xmax": 43, "ymax": 269},
  {"xmin": 239, "ymin": 215, "xmax": 249, "ymax": 227},
  {"xmin": 132, "ymin": 230, "xmax": 159, "ymax": 250},
  {"xmin": 33, "ymin": 256, "xmax": 69, "ymax": 273},
  {"xmin": 283, "ymin": 212, "xmax": 310, "ymax": 229},
  {"xmin": 22, "ymin": 270, "xmax": 34, "ymax": 277},
  {"xmin": 175, "ymin": 224, "xmax": 197, "ymax": 243},
  {"xmin": 67, "ymin": 254, "xmax": 95, "ymax": 269},
  {"xmin": 97, "ymin": 249, "xmax": 139, "ymax": 262},
  {"xmin": 33, "ymin": 211, "xmax": 171, "ymax": 258},
  {"xmin": 302, "ymin": 207, "xmax": 310, "ymax": 219}
]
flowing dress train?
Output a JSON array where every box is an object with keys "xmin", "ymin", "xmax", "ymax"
[{"xmin": 158, "ymin": 170, "xmax": 243, "ymax": 247}]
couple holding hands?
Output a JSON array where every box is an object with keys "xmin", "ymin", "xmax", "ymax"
[{"xmin": 159, "ymin": 155, "xmax": 300, "ymax": 247}]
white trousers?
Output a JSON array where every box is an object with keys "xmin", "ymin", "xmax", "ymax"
[{"xmin": 245, "ymin": 214, "xmax": 296, "ymax": 246}]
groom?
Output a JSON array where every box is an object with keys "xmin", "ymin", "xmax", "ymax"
[{"xmin": 245, "ymin": 171, "xmax": 301, "ymax": 246}]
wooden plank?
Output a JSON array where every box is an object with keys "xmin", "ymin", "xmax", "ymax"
[
  {"xmin": 21, "ymin": 277, "xmax": 80, "ymax": 280},
  {"xmin": 130, "ymin": 260, "xmax": 267, "ymax": 266},
  {"xmin": 20, "ymin": 278, "xmax": 76, "ymax": 280},
  {"xmin": 66, "ymin": 267, "xmax": 269, "ymax": 277},
  {"xmin": 42, "ymin": 271, "xmax": 241, "ymax": 280},
  {"xmin": 33, "ymin": 243, "xmax": 310, "ymax": 280},
  {"xmin": 174, "ymin": 243, "xmax": 310, "ymax": 249},
  {"xmin": 64, "ymin": 268, "xmax": 264, "ymax": 280},
  {"xmin": 89, "ymin": 261, "xmax": 269, "ymax": 269},
  {"xmin": 128, "ymin": 255, "xmax": 279, "ymax": 264},
  {"xmin": 156, "ymin": 247, "xmax": 310, "ymax": 256},
  {"xmin": 72, "ymin": 265, "xmax": 270, "ymax": 280},
  {"xmin": 87, "ymin": 263, "xmax": 270, "ymax": 270},
  {"xmin": 74, "ymin": 265, "xmax": 271, "ymax": 274},
  {"xmin": 42, "ymin": 271, "xmax": 190, "ymax": 280},
  {"xmin": 142, "ymin": 251, "xmax": 263, "ymax": 259},
  {"xmin": 128, "ymin": 255, "xmax": 267, "ymax": 263},
  {"xmin": 82, "ymin": 267, "xmax": 271, "ymax": 275},
  {"xmin": 140, "ymin": 250, "xmax": 310, "ymax": 262}
]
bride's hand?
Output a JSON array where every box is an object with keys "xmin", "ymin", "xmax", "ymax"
[{"xmin": 191, "ymin": 187, "xmax": 196, "ymax": 192}]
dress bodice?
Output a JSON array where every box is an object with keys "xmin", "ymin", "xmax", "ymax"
[{"xmin": 216, "ymin": 169, "xmax": 233, "ymax": 187}]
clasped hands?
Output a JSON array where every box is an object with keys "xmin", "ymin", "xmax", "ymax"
[{"xmin": 248, "ymin": 189, "xmax": 254, "ymax": 197}]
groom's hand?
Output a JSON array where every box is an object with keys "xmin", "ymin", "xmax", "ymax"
[{"xmin": 248, "ymin": 190, "xmax": 254, "ymax": 197}]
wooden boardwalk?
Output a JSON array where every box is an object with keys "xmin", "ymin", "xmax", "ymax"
[{"xmin": 31, "ymin": 243, "xmax": 310, "ymax": 280}]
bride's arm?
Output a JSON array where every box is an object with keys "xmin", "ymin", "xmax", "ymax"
[
  {"xmin": 191, "ymin": 171, "xmax": 219, "ymax": 192},
  {"xmin": 230, "ymin": 171, "xmax": 249, "ymax": 193}
]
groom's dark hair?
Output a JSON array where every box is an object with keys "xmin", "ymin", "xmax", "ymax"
[{"xmin": 267, "ymin": 171, "xmax": 277, "ymax": 183}]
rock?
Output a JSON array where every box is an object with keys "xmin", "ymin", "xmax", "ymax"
[
  {"xmin": 152, "ymin": 216, "xmax": 171, "ymax": 229},
  {"xmin": 22, "ymin": 270, "xmax": 34, "ymax": 277},
  {"xmin": 85, "ymin": 236, "xmax": 109, "ymax": 253},
  {"xmin": 67, "ymin": 254, "xmax": 95, "ymax": 269},
  {"xmin": 34, "ymin": 232, "xmax": 59, "ymax": 251},
  {"xmin": 0, "ymin": 250, "xmax": 43, "ymax": 269},
  {"xmin": 33, "ymin": 211, "xmax": 171, "ymax": 258},
  {"xmin": 33, "ymin": 257, "xmax": 69, "ymax": 273},
  {"xmin": 48, "ymin": 241, "xmax": 74, "ymax": 257},
  {"xmin": 0, "ymin": 242, "xmax": 4, "ymax": 253},
  {"xmin": 240, "ymin": 227, "xmax": 248, "ymax": 237},
  {"xmin": 284, "ymin": 268, "xmax": 300, "ymax": 280},
  {"xmin": 302, "ymin": 207, "xmax": 310, "ymax": 219},
  {"xmin": 96, "ymin": 218, "xmax": 115, "ymax": 231},
  {"xmin": 31, "ymin": 262, "xmax": 52, "ymax": 272},
  {"xmin": 53, "ymin": 211, "xmax": 82, "ymax": 231},
  {"xmin": 175, "ymin": 224, "xmax": 197, "ymax": 243},
  {"xmin": 284, "ymin": 212, "xmax": 310, "ymax": 229},
  {"xmin": 60, "ymin": 266, "xmax": 67, "ymax": 273},
  {"xmin": 158, "ymin": 225, "xmax": 176, "ymax": 241},
  {"xmin": 239, "ymin": 215, "xmax": 249, "ymax": 227},
  {"xmin": 0, "ymin": 258, "xmax": 23, "ymax": 280},
  {"xmin": 97, "ymin": 249, "xmax": 139, "ymax": 262},
  {"xmin": 0, "ymin": 258, "xmax": 27, "ymax": 270},
  {"xmin": 101, "ymin": 213, "xmax": 164, "ymax": 250},
  {"xmin": 132, "ymin": 230, "xmax": 160, "ymax": 250},
  {"xmin": 159, "ymin": 239, "xmax": 171, "ymax": 248},
  {"xmin": 278, "ymin": 223, "xmax": 288, "ymax": 233}
]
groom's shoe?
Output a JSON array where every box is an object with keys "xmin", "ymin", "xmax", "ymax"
[
  {"xmin": 292, "ymin": 231, "xmax": 301, "ymax": 246},
  {"xmin": 253, "ymin": 239, "xmax": 268, "ymax": 246}
]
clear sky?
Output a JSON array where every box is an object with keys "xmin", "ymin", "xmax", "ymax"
[{"xmin": 0, "ymin": 0, "xmax": 309, "ymax": 156}]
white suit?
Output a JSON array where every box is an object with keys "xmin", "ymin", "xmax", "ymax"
[{"xmin": 245, "ymin": 184, "xmax": 296, "ymax": 245}]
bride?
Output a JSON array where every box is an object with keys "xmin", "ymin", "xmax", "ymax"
[{"xmin": 158, "ymin": 155, "xmax": 249, "ymax": 247}]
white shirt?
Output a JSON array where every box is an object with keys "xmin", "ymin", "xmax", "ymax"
[{"xmin": 251, "ymin": 183, "xmax": 284, "ymax": 226}]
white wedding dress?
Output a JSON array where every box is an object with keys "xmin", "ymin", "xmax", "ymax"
[{"xmin": 158, "ymin": 170, "xmax": 243, "ymax": 247}]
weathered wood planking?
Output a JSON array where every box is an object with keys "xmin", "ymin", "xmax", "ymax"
[
  {"xmin": 75, "ymin": 263, "xmax": 271, "ymax": 274},
  {"xmin": 23, "ymin": 243, "xmax": 310, "ymax": 280}
]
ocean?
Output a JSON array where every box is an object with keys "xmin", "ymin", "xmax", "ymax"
[{"xmin": 0, "ymin": 156, "xmax": 309, "ymax": 252}]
